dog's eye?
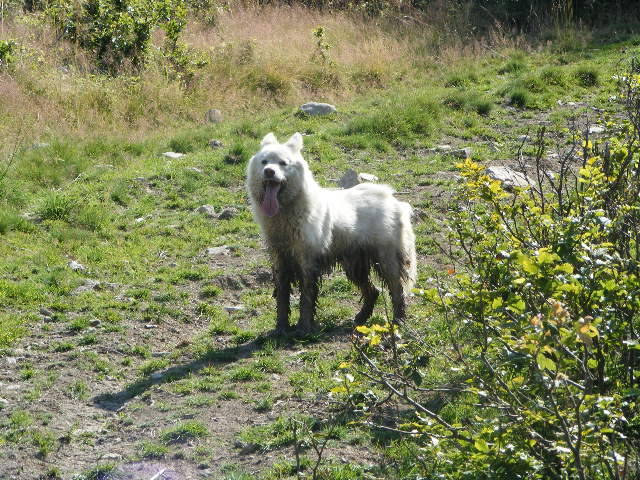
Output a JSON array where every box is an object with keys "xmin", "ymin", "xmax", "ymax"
[
  {"xmin": 279, "ymin": 161, "xmax": 287, "ymax": 166},
  {"xmin": 261, "ymin": 159, "xmax": 267, "ymax": 165}
]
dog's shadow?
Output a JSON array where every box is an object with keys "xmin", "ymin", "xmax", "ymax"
[{"xmin": 92, "ymin": 324, "xmax": 354, "ymax": 412}]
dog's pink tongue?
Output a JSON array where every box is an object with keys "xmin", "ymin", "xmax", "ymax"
[{"xmin": 261, "ymin": 183, "xmax": 280, "ymax": 217}]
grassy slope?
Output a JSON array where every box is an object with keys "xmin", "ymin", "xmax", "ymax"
[{"xmin": 1, "ymin": 9, "xmax": 639, "ymax": 478}]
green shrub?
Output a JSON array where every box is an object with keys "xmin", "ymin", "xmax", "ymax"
[
  {"xmin": 352, "ymin": 106, "xmax": 640, "ymax": 477},
  {"xmin": 574, "ymin": 65, "xmax": 600, "ymax": 87},
  {"xmin": 46, "ymin": 0, "xmax": 188, "ymax": 73},
  {"xmin": 0, "ymin": 40, "xmax": 17, "ymax": 69},
  {"xmin": 160, "ymin": 421, "xmax": 208, "ymax": 444}
]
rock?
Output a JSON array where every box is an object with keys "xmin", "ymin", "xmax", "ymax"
[
  {"xmin": 5, "ymin": 357, "xmax": 17, "ymax": 365},
  {"xmin": 39, "ymin": 307, "xmax": 53, "ymax": 317},
  {"xmin": 195, "ymin": 205, "xmax": 216, "ymax": 218},
  {"xmin": 254, "ymin": 268, "xmax": 272, "ymax": 284},
  {"xmin": 68, "ymin": 260, "xmax": 86, "ymax": 272},
  {"xmin": 152, "ymin": 351, "xmax": 171, "ymax": 357},
  {"xmin": 32, "ymin": 142, "xmax": 50, "ymax": 149},
  {"xmin": 89, "ymin": 319, "xmax": 101, "ymax": 327},
  {"xmin": 144, "ymin": 324, "xmax": 158, "ymax": 329},
  {"xmin": 205, "ymin": 109, "xmax": 223, "ymax": 123},
  {"xmin": 224, "ymin": 305, "xmax": 244, "ymax": 313},
  {"xmin": 215, "ymin": 275, "xmax": 245, "ymax": 290},
  {"xmin": 588, "ymin": 125, "xmax": 605, "ymax": 134},
  {"xmin": 209, "ymin": 139, "xmax": 223, "ymax": 148},
  {"xmin": 72, "ymin": 279, "xmax": 101, "ymax": 295},
  {"xmin": 435, "ymin": 144, "xmax": 452, "ymax": 151},
  {"xmin": 358, "ymin": 173, "xmax": 379, "ymax": 183},
  {"xmin": 217, "ymin": 207, "xmax": 238, "ymax": 220},
  {"xmin": 339, "ymin": 169, "xmax": 379, "ymax": 189},
  {"xmin": 300, "ymin": 102, "xmax": 337, "ymax": 116},
  {"xmin": 517, "ymin": 135, "xmax": 530, "ymax": 141},
  {"xmin": 162, "ymin": 152, "xmax": 185, "ymax": 159},
  {"xmin": 205, "ymin": 246, "xmax": 231, "ymax": 256},
  {"xmin": 487, "ymin": 166, "xmax": 533, "ymax": 188},
  {"xmin": 449, "ymin": 147, "xmax": 472, "ymax": 159},
  {"xmin": 102, "ymin": 453, "xmax": 122, "ymax": 461},
  {"xmin": 42, "ymin": 316, "xmax": 55, "ymax": 323},
  {"xmin": 187, "ymin": 167, "xmax": 203, "ymax": 174}
]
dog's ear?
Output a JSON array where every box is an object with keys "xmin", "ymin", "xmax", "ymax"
[
  {"xmin": 261, "ymin": 133, "xmax": 278, "ymax": 147},
  {"xmin": 285, "ymin": 132, "xmax": 303, "ymax": 153}
]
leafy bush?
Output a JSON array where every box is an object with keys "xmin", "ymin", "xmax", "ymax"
[
  {"xmin": 349, "ymin": 73, "xmax": 640, "ymax": 478},
  {"xmin": 46, "ymin": 0, "xmax": 188, "ymax": 73},
  {"xmin": 0, "ymin": 40, "xmax": 17, "ymax": 69}
]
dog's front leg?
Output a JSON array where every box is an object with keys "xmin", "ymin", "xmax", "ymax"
[
  {"xmin": 297, "ymin": 265, "xmax": 320, "ymax": 335},
  {"xmin": 273, "ymin": 260, "xmax": 293, "ymax": 333}
]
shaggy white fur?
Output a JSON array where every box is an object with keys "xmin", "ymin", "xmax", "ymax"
[{"xmin": 246, "ymin": 132, "xmax": 416, "ymax": 334}]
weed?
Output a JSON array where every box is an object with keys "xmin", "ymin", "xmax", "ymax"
[
  {"xmin": 229, "ymin": 366, "xmax": 265, "ymax": 382},
  {"xmin": 224, "ymin": 142, "xmax": 251, "ymax": 165},
  {"xmin": 160, "ymin": 421, "xmax": 209, "ymax": 444},
  {"xmin": 200, "ymin": 285, "xmax": 221, "ymax": 298},
  {"xmin": 219, "ymin": 390, "xmax": 240, "ymax": 400},
  {"xmin": 507, "ymin": 87, "xmax": 530, "ymax": 108},
  {"xmin": 37, "ymin": 192, "xmax": 76, "ymax": 221},
  {"xmin": 32, "ymin": 429, "xmax": 56, "ymax": 458},
  {"xmin": 66, "ymin": 381, "xmax": 89, "ymax": 400},
  {"xmin": 138, "ymin": 440, "xmax": 169, "ymax": 459},
  {"xmin": 139, "ymin": 358, "xmax": 169, "ymax": 376}
]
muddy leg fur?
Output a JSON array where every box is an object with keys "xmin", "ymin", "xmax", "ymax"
[
  {"xmin": 378, "ymin": 251, "xmax": 408, "ymax": 323},
  {"xmin": 344, "ymin": 257, "xmax": 379, "ymax": 325},
  {"xmin": 273, "ymin": 258, "xmax": 293, "ymax": 333},
  {"xmin": 297, "ymin": 266, "xmax": 320, "ymax": 334}
]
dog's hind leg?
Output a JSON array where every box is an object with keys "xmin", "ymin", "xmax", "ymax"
[
  {"xmin": 378, "ymin": 252, "xmax": 407, "ymax": 323},
  {"xmin": 344, "ymin": 256, "xmax": 379, "ymax": 326}
]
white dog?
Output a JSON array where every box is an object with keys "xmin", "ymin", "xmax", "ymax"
[{"xmin": 246, "ymin": 132, "xmax": 416, "ymax": 334}]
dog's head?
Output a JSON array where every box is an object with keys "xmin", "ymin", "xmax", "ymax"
[{"xmin": 246, "ymin": 132, "xmax": 307, "ymax": 217}]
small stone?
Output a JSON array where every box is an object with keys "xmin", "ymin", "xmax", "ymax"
[
  {"xmin": 39, "ymin": 307, "xmax": 53, "ymax": 317},
  {"xmin": 588, "ymin": 125, "xmax": 605, "ymax": 134},
  {"xmin": 338, "ymin": 169, "xmax": 359, "ymax": 188},
  {"xmin": 195, "ymin": 205, "xmax": 216, "ymax": 218},
  {"xmin": 435, "ymin": 144, "xmax": 452, "ymax": 151},
  {"xmin": 300, "ymin": 102, "xmax": 337, "ymax": 116},
  {"xmin": 89, "ymin": 319, "xmax": 101, "ymax": 327},
  {"xmin": 32, "ymin": 142, "xmax": 50, "ymax": 149},
  {"xmin": 224, "ymin": 305, "xmax": 244, "ymax": 313},
  {"xmin": 487, "ymin": 166, "xmax": 533, "ymax": 188},
  {"xmin": 71, "ymin": 279, "xmax": 101, "ymax": 295},
  {"xmin": 6, "ymin": 357, "xmax": 17, "ymax": 365},
  {"xmin": 217, "ymin": 207, "xmax": 238, "ymax": 220},
  {"xmin": 135, "ymin": 177, "xmax": 145, "ymax": 182},
  {"xmin": 134, "ymin": 217, "xmax": 146, "ymax": 223},
  {"xmin": 68, "ymin": 260, "xmax": 86, "ymax": 272},
  {"xmin": 209, "ymin": 139, "xmax": 223, "ymax": 148},
  {"xmin": 144, "ymin": 324, "xmax": 158, "ymax": 329},
  {"xmin": 517, "ymin": 135, "xmax": 530, "ymax": 141},
  {"xmin": 187, "ymin": 167, "xmax": 203, "ymax": 174},
  {"xmin": 358, "ymin": 173, "xmax": 379, "ymax": 183},
  {"xmin": 205, "ymin": 109, "xmax": 223, "ymax": 123},
  {"xmin": 205, "ymin": 246, "xmax": 231, "ymax": 256},
  {"xmin": 448, "ymin": 147, "xmax": 473, "ymax": 159},
  {"xmin": 42, "ymin": 316, "xmax": 55, "ymax": 323},
  {"xmin": 338, "ymin": 169, "xmax": 378, "ymax": 189},
  {"xmin": 0, "ymin": 397, "xmax": 9, "ymax": 405},
  {"xmin": 162, "ymin": 152, "xmax": 185, "ymax": 159},
  {"xmin": 102, "ymin": 453, "xmax": 122, "ymax": 461},
  {"xmin": 152, "ymin": 351, "xmax": 171, "ymax": 357}
]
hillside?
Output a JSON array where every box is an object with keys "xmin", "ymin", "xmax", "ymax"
[{"xmin": 1, "ymin": 3, "xmax": 640, "ymax": 479}]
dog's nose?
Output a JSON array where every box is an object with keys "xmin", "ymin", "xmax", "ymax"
[{"xmin": 264, "ymin": 167, "xmax": 275, "ymax": 178}]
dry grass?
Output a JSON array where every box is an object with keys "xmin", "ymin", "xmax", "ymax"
[{"xmin": 0, "ymin": 4, "xmax": 492, "ymax": 140}]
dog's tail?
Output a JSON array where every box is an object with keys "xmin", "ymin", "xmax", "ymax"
[{"xmin": 399, "ymin": 202, "xmax": 417, "ymax": 294}]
